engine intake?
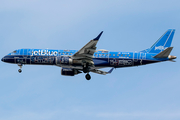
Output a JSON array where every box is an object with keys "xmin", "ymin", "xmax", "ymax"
[{"xmin": 61, "ymin": 68, "xmax": 81, "ymax": 76}]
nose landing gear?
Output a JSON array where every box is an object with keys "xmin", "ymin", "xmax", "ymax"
[
  {"xmin": 18, "ymin": 64, "xmax": 22, "ymax": 73},
  {"xmin": 85, "ymin": 73, "xmax": 91, "ymax": 80},
  {"xmin": 18, "ymin": 69, "xmax": 22, "ymax": 73}
]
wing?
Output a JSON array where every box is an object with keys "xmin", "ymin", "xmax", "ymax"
[
  {"xmin": 72, "ymin": 31, "xmax": 103, "ymax": 61},
  {"xmin": 90, "ymin": 68, "xmax": 114, "ymax": 75}
]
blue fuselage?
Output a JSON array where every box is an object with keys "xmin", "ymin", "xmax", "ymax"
[{"xmin": 1, "ymin": 48, "xmax": 169, "ymax": 68}]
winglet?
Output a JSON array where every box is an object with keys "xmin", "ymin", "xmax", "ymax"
[
  {"xmin": 108, "ymin": 68, "xmax": 114, "ymax": 74},
  {"xmin": 93, "ymin": 31, "xmax": 103, "ymax": 41}
]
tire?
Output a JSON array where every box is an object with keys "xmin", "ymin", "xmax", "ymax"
[
  {"xmin": 85, "ymin": 74, "xmax": 91, "ymax": 80},
  {"xmin": 18, "ymin": 69, "xmax": 22, "ymax": 73}
]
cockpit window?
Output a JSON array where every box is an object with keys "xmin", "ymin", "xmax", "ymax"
[{"xmin": 13, "ymin": 50, "xmax": 17, "ymax": 53}]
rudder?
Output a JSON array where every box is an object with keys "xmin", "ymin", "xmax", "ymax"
[{"xmin": 148, "ymin": 29, "xmax": 175, "ymax": 53}]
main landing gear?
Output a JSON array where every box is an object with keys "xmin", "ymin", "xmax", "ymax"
[
  {"xmin": 83, "ymin": 63, "xmax": 91, "ymax": 80},
  {"xmin": 18, "ymin": 63, "xmax": 22, "ymax": 73}
]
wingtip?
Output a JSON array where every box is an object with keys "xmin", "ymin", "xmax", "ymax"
[
  {"xmin": 108, "ymin": 67, "xmax": 114, "ymax": 74},
  {"xmin": 93, "ymin": 31, "xmax": 103, "ymax": 41}
]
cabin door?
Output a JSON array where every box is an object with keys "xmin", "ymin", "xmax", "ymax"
[
  {"xmin": 15, "ymin": 49, "xmax": 25, "ymax": 64},
  {"xmin": 139, "ymin": 52, "xmax": 146, "ymax": 65},
  {"xmin": 23, "ymin": 49, "xmax": 28, "ymax": 64},
  {"xmin": 27, "ymin": 49, "xmax": 32, "ymax": 64},
  {"xmin": 134, "ymin": 52, "xmax": 138, "ymax": 62}
]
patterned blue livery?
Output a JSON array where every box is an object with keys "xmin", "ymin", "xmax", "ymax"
[{"xmin": 1, "ymin": 29, "xmax": 177, "ymax": 80}]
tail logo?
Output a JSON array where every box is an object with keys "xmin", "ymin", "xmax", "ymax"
[{"xmin": 155, "ymin": 46, "xmax": 167, "ymax": 51}]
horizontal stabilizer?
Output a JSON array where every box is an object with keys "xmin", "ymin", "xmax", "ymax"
[
  {"xmin": 154, "ymin": 47, "xmax": 173, "ymax": 58},
  {"xmin": 169, "ymin": 59, "xmax": 176, "ymax": 62}
]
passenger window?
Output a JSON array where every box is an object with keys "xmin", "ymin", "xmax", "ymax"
[
  {"xmin": 121, "ymin": 54, "xmax": 123, "ymax": 56},
  {"xmin": 129, "ymin": 55, "xmax": 131, "ymax": 56},
  {"xmin": 117, "ymin": 54, "xmax": 119, "ymax": 56},
  {"xmin": 59, "ymin": 52, "xmax": 61, "ymax": 54},
  {"xmin": 113, "ymin": 54, "xmax": 115, "ymax": 56},
  {"xmin": 125, "ymin": 55, "xmax": 127, "ymax": 56}
]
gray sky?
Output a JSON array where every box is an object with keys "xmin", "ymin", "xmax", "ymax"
[{"xmin": 0, "ymin": 0, "xmax": 180, "ymax": 120}]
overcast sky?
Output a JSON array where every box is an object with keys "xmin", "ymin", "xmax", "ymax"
[{"xmin": 0, "ymin": 0, "xmax": 180, "ymax": 120}]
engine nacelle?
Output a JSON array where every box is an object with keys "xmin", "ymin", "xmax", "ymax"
[
  {"xmin": 61, "ymin": 68, "xmax": 81, "ymax": 76},
  {"xmin": 56, "ymin": 56, "xmax": 73, "ymax": 65}
]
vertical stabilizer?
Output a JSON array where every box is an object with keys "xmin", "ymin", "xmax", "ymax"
[{"xmin": 148, "ymin": 29, "xmax": 175, "ymax": 53}]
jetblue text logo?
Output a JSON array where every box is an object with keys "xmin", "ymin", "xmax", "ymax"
[
  {"xmin": 32, "ymin": 50, "xmax": 58, "ymax": 56},
  {"xmin": 155, "ymin": 46, "xmax": 167, "ymax": 51}
]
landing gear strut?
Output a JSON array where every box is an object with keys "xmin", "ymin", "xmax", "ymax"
[
  {"xmin": 82, "ymin": 62, "xmax": 91, "ymax": 80},
  {"xmin": 85, "ymin": 73, "xmax": 91, "ymax": 80},
  {"xmin": 83, "ymin": 62, "xmax": 89, "ymax": 73},
  {"xmin": 18, "ymin": 63, "xmax": 22, "ymax": 73},
  {"xmin": 83, "ymin": 67, "xmax": 88, "ymax": 73}
]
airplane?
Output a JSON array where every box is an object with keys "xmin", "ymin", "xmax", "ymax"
[{"xmin": 1, "ymin": 29, "xmax": 177, "ymax": 80}]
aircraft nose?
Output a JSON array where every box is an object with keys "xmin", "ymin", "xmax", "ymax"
[{"xmin": 1, "ymin": 57, "xmax": 4, "ymax": 62}]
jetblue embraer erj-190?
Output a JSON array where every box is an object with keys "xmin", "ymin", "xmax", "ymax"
[{"xmin": 1, "ymin": 29, "xmax": 177, "ymax": 80}]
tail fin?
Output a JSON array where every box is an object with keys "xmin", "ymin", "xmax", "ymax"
[{"xmin": 147, "ymin": 29, "xmax": 175, "ymax": 53}]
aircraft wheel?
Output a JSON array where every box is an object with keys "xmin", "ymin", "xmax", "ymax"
[
  {"xmin": 18, "ymin": 69, "xmax": 22, "ymax": 73},
  {"xmin": 85, "ymin": 74, "xmax": 91, "ymax": 80}
]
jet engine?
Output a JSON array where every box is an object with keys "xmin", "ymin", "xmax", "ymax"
[{"xmin": 61, "ymin": 68, "xmax": 82, "ymax": 76}]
